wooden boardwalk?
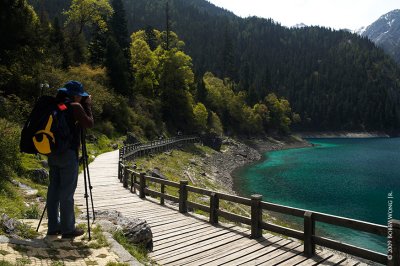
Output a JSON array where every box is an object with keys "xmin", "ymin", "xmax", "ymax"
[{"xmin": 75, "ymin": 150, "xmax": 369, "ymax": 265}]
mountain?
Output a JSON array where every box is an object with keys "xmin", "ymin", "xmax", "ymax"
[
  {"xmin": 291, "ymin": 23, "xmax": 307, "ymax": 29},
  {"xmin": 361, "ymin": 9, "xmax": 400, "ymax": 64},
  {"xmin": 29, "ymin": 0, "xmax": 400, "ymax": 133}
]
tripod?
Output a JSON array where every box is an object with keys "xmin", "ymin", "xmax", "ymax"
[{"xmin": 37, "ymin": 129, "xmax": 95, "ymax": 240}]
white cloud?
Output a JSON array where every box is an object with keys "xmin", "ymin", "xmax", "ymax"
[{"xmin": 207, "ymin": 0, "xmax": 399, "ymax": 29}]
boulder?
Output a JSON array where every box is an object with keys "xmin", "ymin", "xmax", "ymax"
[
  {"xmin": 111, "ymin": 144, "xmax": 119, "ymax": 150},
  {"xmin": 86, "ymin": 134, "xmax": 98, "ymax": 142},
  {"xmin": 93, "ymin": 210, "xmax": 153, "ymax": 251},
  {"xmin": 1, "ymin": 214, "xmax": 20, "ymax": 234},
  {"xmin": 28, "ymin": 168, "xmax": 49, "ymax": 184},
  {"xmin": 200, "ymin": 133, "xmax": 223, "ymax": 151},
  {"xmin": 150, "ymin": 167, "xmax": 167, "ymax": 180},
  {"xmin": 125, "ymin": 132, "xmax": 140, "ymax": 144}
]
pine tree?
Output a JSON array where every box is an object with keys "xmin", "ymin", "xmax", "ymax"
[
  {"xmin": 110, "ymin": 0, "xmax": 129, "ymax": 50},
  {"xmin": 105, "ymin": 36, "xmax": 132, "ymax": 96}
]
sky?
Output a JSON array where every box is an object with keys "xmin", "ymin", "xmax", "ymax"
[{"xmin": 207, "ymin": 0, "xmax": 399, "ymax": 30}]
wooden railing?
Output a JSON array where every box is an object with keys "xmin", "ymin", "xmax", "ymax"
[
  {"xmin": 118, "ymin": 139, "xmax": 399, "ymax": 266},
  {"xmin": 118, "ymin": 135, "xmax": 199, "ymax": 186}
]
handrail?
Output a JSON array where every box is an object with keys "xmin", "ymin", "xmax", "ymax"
[{"xmin": 117, "ymin": 137, "xmax": 399, "ymax": 266}]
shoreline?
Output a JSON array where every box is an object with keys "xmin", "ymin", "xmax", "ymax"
[
  {"xmin": 204, "ymin": 135, "xmax": 312, "ymax": 193},
  {"xmin": 297, "ymin": 131, "xmax": 390, "ymax": 138}
]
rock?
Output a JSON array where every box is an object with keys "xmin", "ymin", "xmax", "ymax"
[
  {"xmin": 111, "ymin": 144, "xmax": 118, "ymax": 150},
  {"xmin": 1, "ymin": 214, "xmax": 21, "ymax": 234},
  {"xmin": 189, "ymin": 159, "xmax": 197, "ymax": 165},
  {"xmin": 93, "ymin": 210, "xmax": 153, "ymax": 251},
  {"xmin": 86, "ymin": 134, "xmax": 98, "ymax": 142},
  {"xmin": 150, "ymin": 168, "xmax": 167, "ymax": 180},
  {"xmin": 28, "ymin": 168, "xmax": 49, "ymax": 184},
  {"xmin": 125, "ymin": 132, "xmax": 140, "ymax": 144},
  {"xmin": 118, "ymin": 216, "xmax": 153, "ymax": 251},
  {"xmin": 40, "ymin": 160, "xmax": 48, "ymax": 168},
  {"xmin": 200, "ymin": 133, "xmax": 223, "ymax": 151}
]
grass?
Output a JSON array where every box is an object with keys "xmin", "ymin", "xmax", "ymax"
[
  {"xmin": 112, "ymin": 231, "xmax": 155, "ymax": 265},
  {"xmin": 133, "ymin": 144, "xmax": 251, "ymax": 219}
]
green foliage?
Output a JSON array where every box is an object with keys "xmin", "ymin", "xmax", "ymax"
[
  {"xmin": 112, "ymin": 231, "xmax": 150, "ymax": 264},
  {"xmin": 130, "ymin": 38, "xmax": 158, "ymax": 97},
  {"xmin": 208, "ymin": 111, "xmax": 223, "ymax": 135},
  {"xmin": 64, "ymin": 0, "xmax": 113, "ymax": 35},
  {"xmin": 0, "ymin": 119, "xmax": 22, "ymax": 177},
  {"xmin": 0, "ymin": 94, "xmax": 31, "ymax": 124},
  {"xmin": 265, "ymin": 93, "xmax": 293, "ymax": 134},
  {"xmin": 23, "ymin": 204, "xmax": 40, "ymax": 219},
  {"xmin": 193, "ymin": 103, "xmax": 208, "ymax": 132}
]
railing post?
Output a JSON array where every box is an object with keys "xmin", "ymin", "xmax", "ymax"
[
  {"xmin": 251, "ymin": 194, "xmax": 263, "ymax": 239},
  {"xmin": 179, "ymin": 180, "xmax": 189, "ymax": 213},
  {"xmin": 118, "ymin": 160, "xmax": 122, "ymax": 181},
  {"xmin": 160, "ymin": 184, "xmax": 165, "ymax": 205},
  {"xmin": 139, "ymin": 172, "xmax": 146, "ymax": 199},
  {"xmin": 123, "ymin": 168, "xmax": 128, "ymax": 188},
  {"xmin": 304, "ymin": 211, "xmax": 316, "ymax": 257},
  {"xmin": 133, "ymin": 173, "xmax": 137, "ymax": 193},
  {"xmin": 210, "ymin": 192, "xmax": 219, "ymax": 224},
  {"xmin": 130, "ymin": 172, "xmax": 134, "ymax": 193},
  {"xmin": 389, "ymin": 220, "xmax": 400, "ymax": 266}
]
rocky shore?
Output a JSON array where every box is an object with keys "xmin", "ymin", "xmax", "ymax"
[{"xmin": 203, "ymin": 135, "xmax": 311, "ymax": 193}]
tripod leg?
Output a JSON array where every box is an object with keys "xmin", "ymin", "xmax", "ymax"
[
  {"xmin": 81, "ymin": 130, "xmax": 91, "ymax": 240},
  {"xmin": 36, "ymin": 204, "xmax": 47, "ymax": 232},
  {"xmin": 82, "ymin": 134, "xmax": 96, "ymax": 221}
]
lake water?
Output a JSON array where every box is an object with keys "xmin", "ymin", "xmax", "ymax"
[{"xmin": 233, "ymin": 138, "xmax": 400, "ymax": 254}]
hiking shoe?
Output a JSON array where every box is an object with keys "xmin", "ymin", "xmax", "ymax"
[{"xmin": 61, "ymin": 228, "xmax": 85, "ymax": 239}]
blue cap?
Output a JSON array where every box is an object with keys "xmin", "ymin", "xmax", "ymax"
[{"xmin": 58, "ymin": 81, "xmax": 89, "ymax": 97}]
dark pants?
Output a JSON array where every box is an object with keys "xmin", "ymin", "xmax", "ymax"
[{"xmin": 47, "ymin": 149, "xmax": 78, "ymax": 234}]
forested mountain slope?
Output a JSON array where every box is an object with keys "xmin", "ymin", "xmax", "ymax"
[{"xmin": 29, "ymin": 0, "xmax": 400, "ymax": 132}]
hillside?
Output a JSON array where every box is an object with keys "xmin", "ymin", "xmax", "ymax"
[{"xmin": 29, "ymin": 0, "xmax": 400, "ymax": 133}]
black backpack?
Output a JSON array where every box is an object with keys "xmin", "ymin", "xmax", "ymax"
[{"xmin": 20, "ymin": 96, "xmax": 73, "ymax": 155}]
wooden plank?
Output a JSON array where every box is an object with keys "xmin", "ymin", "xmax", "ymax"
[
  {"xmin": 218, "ymin": 192, "xmax": 252, "ymax": 206},
  {"xmin": 184, "ymin": 235, "xmax": 278, "ymax": 266},
  {"xmin": 154, "ymin": 224, "xmax": 237, "ymax": 248},
  {"xmin": 187, "ymin": 186, "xmax": 213, "ymax": 196},
  {"xmin": 261, "ymin": 245, "xmax": 304, "ymax": 265},
  {"xmin": 245, "ymin": 241, "xmax": 303, "ymax": 266},
  {"xmin": 293, "ymin": 250, "xmax": 334, "ymax": 266},
  {"xmin": 274, "ymin": 249, "xmax": 327, "ymax": 266},
  {"xmin": 173, "ymin": 236, "xmax": 256, "ymax": 265},
  {"xmin": 152, "ymin": 226, "xmax": 248, "ymax": 257},
  {"xmin": 156, "ymin": 232, "xmax": 249, "ymax": 265},
  {"xmin": 153, "ymin": 223, "xmax": 216, "ymax": 242},
  {"xmin": 338, "ymin": 259, "xmax": 363, "ymax": 265},
  {"xmin": 152, "ymin": 227, "xmax": 244, "ymax": 256},
  {"xmin": 152, "ymin": 220, "xmax": 204, "ymax": 235},
  {"xmin": 313, "ymin": 236, "xmax": 387, "ymax": 264},
  {"xmin": 317, "ymin": 254, "xmax": 347, "ymax": 265},
  {"xmin": 313, "ymin": 212, "xmax": 387, "ymax": 236},
  {"xmin": 218, "ymin": 239, "xmax": 294, "ymax": 266},
  {"xmin": 261, "ymin": 221, "xmax": 304, "ymax": 240},
  {"xmin": 187, "ymin": 201, "xmax": 210, "ymax": 213},
  {"xmin": 218, "ymin": 209, "xmax": 252, "ymax": 225},
  {"xmin": 201, "ymin": 236, "xmax": 284, "ymax": 265}
]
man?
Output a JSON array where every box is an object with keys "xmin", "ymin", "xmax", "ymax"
[{"xmin": 46, "ymin": 80, "xmax": 94, "ymax": 238}]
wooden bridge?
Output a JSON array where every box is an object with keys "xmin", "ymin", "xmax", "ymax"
[{"xmin": 75, "ymin": 137, "xmax": 399, "ymax": 265}]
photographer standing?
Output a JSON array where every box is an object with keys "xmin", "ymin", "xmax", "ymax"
[{"xmin": 47, "ymin": 81, "xmax": 94, "ymax": 238}]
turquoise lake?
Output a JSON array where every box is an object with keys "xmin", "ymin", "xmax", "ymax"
[{"xmin": 233, "ymin": 138, "xmax": 400, "ymax": 254}]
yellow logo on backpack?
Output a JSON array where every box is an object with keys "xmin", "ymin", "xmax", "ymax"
[{"xmin": 32, "ymin": 115, "xmax": 55, "ymax": 155}]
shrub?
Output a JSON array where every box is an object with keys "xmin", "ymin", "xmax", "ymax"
[{"xmin": 0, "ymin": 118, "xmax": 21, "ymax": 178}]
